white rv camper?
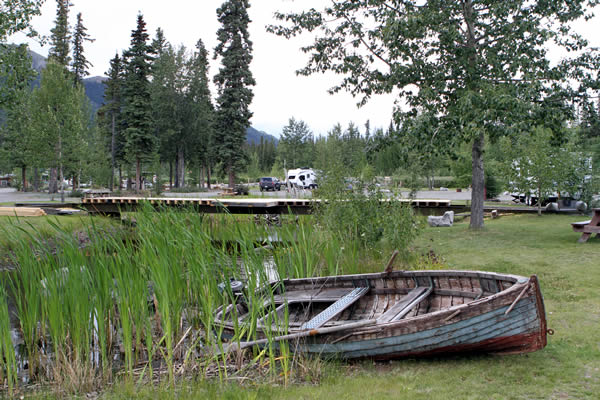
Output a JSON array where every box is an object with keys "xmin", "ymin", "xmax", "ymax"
[{"xmin": 286, "ymin": 168, "xmax": 317, "ymax": 189}]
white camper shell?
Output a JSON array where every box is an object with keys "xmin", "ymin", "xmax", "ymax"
[{"xmin": 286, "ymin": 168, "xmax": 317, "ymax": 189}]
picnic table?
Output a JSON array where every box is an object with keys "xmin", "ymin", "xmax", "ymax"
[
  {"xmin": 83, "ymin": 189, "xmax": 112, "ymax": 199},
  {"xmin": 571, "ymin": 208, "xmax": 600, "ymax": 243}
]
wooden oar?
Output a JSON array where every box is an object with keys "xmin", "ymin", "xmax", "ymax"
[
  {"xmin": 223, "ymin": 319, "xmax": 377, "ymax": 353},
  {"xmin": 384, "ymin": 249, "xmax": 399, "ymax": 274}
]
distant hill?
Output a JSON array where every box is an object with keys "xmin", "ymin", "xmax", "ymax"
[
  {"xmin": 246, "ymin": 126, "xmax": 278, "ymax": 145},
  {"xmin": 17, "ymin": 50, "xmax": 277, "ymax": 143},
  {"xmin": 81, "ymin": 76, "xmax": 106, "ymax": 113}
]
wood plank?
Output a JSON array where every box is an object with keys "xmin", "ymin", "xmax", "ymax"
[
  {"xmin": 582, "ymin": 226, "xmax": 600, "ymax": 234},
  {"xmin": 434, "ymin": 288, "xmax": 480, "ymax": 299},
  {"xmin": 377, "ymin": 286, "xmax": 430, "ymax": 322},
  {"xmin": 440, "ymin": 295, "xmax": 452, "ymax": 310},
  {"xmin": 0, "ymin": 207, "xmax": 46, "ymax": 217},
  {"xmin": 272, "ymin": 287, "xmax": 355, "ymax": 304},
  {"xmin": 301, "ymin": 287, "xmax": 369, "ymax": 330},
  {"xmin": 571, "ymin": 220, "xmax": 591, "ymax": 228}
]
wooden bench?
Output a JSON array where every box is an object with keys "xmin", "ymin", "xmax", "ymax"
[
  {"xmin": 83, "ymin": 189, "xmax": 111, "ymax": 199},
  {"xmin": 571, "ymin": 220, "xmax": 591, "ymax": 230},
  {"xmin": 571, "ymin": 209, "xmax": 600, "ymax": 243},
  {"xmin": 219, "ymin": 187, "xmax": 236, "ymax": 196}
]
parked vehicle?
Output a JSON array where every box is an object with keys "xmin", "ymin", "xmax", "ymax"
[
  {"xmin": 216, "ymin": 268, "xmax": 548, "ymax": 359},
  {"xmin": 286, "ymin": 168, "xmax": 317, "ymax": 189},
  {"xmin": 259, "ymin": 177, "xmax": 281, "ymax": 191}
]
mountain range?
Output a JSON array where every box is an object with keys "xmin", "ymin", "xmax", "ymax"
[{"xmin": 25, "ymin": 49, "xmax": 278, "ymax": 145}]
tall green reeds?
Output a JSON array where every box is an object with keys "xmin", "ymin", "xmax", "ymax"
[
  {"xmin": 0, "ymin": 284, "xmax": 17, "ymax": 394},
  {"xmin": 1, "ymin": 197, "xmax": 420, "ymax": 393}
]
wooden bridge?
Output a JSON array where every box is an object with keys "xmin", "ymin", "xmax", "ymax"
[{"xmin": 80, "ymin": 197, "xmax": 455, "ymax": 217}]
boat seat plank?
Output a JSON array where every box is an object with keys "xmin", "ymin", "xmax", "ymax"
[
  {"xmin": 300, "ymin": 287, "xmax": 369, "ymax": 330},
  {"xmin": 271, "ymin": 287, "xmax": 355, "ymax": 305},
  {"xmin": 377, "ymin": 286, "xmax": 431, "ymax": 323}
]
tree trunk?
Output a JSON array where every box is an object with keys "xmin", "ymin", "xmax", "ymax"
[
  {"xmin": 33, "ymin": 167, "xmax": 39, "ymax": 192},
  {"xmin": 21, "ymin": 166, "xmax": 27, "ymax": 192},
  {"xmin": 49, "ymin": 168, "xmax": 58, "ymax": 193},
  {"xmin": 136, "ymin": 157, "xmax": 142, "ymax": 193},
  {"xmin": 463, "ymin": 0, "xmax": 484, "ymax": 229},
  {"xmin": 60, "ymin": 162, "xmax": 65, "ymax": 203},
  {"xmin": 470, "ymin": 132, "xmax": 485, "ymax": 229},
  {"xmin": 174, "ymin": 152, "xmax": 179, "ymax": 188},
  {"xmin": 227, "ymin": 162, "xmax": 235, "ymax": 188},
  {"xmin": 110, "ymin": 112, "xmax": 116, "ymax": 191},
  {"xmin": 59, "ymin": 132, "xmax": 64, "ymax": 203},
  {"xmin": 119, "ymin": 166, "xmax": 123, "ymax": 190},
  {"xmin": 537, "ymin": 185, "xmax": 542, "ymax": 216},
  {"xmin": 206, "ymin": 164, "xmax": 211, "ymax": 189},
  {"xmin": 177, "ymin": 147, "xmax": 185, "ymax": 188},
  {"xmin": 199, "ymin": 166, "xmax": 204, "ymax": 189},
  {"xmin": 169, "ymin": 161, "xmax": 173, "ymax": 190}
]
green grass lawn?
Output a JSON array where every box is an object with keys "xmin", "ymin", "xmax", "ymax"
[{"xmin": 86, "ymin": 213, "xmax": 600, "ymax": 400}]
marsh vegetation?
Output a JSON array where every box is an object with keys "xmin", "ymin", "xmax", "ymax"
[{"xmin": 0, "ymin": 197, "xmax": 422, "ymax": 396}]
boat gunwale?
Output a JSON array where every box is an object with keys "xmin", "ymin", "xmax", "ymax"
[{"xmin": 274, "ymin": 269, "xmax": 525, "ymax": 288}]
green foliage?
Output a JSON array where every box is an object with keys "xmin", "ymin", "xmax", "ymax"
[
  {"xmin": 278, "ymin": 117, "xmax": 314, "ymax": 169},
  {"xmin": 484, "ymin": 168, "xmax": 502, "ymax": 199},
  {"xmin": 313, "ymin": 122, "xmax": 369, "ymax": 177},
  {"xmin": 501, "ymin": 127, "xmax": 587, "ymax": 214},
  {"xmin": 247, "ymin": 136, "xmax": 277, "ymax": 175},
  {"xmin": 270, "ymin": 0, "xmax": 600, "ymax": 228},
  {"xmin": 150, "ymin": 34, "xmax": 215, "ymax": 190},
  {"xmin": 98, "ymin": 53, "xmax": 124, "ymax": 189},
  {"xmin": 0, "ymin": 285, "xmax": 17, "ymax": 394},
  {"xmin": 314, "ymin": 164, "xmax": 422, "ymax": 254},
  {"xmin": 48, "ymin": 0, "xmax": 71, "ymax": 66},
  {"xmin": 31, "ymin": 62, "xmax": 89, "ymax": 164},
  {"xmin": 214, "ymin": 0, "xmax": 255, "ymax": 186},
  {"xmin": 71, "ymin": 12, "xmax": 94, "ymax": 84},
  {"xmin": 122, "ymin": 13, "xmax": 156, "ymax": 189},
  {"xmin": 0, "ymin": 0, "xmax": 43, "ymax": 41},
  {"xmin": 0, "ymin": 44, "xmax": 36, "ymax": 175},
  {"xmin": 185, "ymin": 38, "xmax": 216, "ymax": 182}
]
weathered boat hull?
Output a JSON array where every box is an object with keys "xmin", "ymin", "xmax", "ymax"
[{"xmin": 217, "ymin": 271, "xmax": 548, "ymax": 359}]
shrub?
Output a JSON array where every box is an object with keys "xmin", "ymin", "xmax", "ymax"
[
  {"xmin": 485, "ymin": 170, "xmax": 502, "ymax": 199},
  {"xmin": 234, "ymin": 184, "xmax": 249, "ymax": 196},
  {"xmin": 314, "ymin": 165, "xmax": 422, "ymax": 257}
]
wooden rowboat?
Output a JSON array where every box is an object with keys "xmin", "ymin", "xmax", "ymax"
[{"xmin": 216, "ymin": 269, "xmax": 548, "ymax": 359}]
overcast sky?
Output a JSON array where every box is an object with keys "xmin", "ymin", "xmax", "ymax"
[{"xmin": 9, "ymin": 1, "xmax": 600, "ymax": 138}]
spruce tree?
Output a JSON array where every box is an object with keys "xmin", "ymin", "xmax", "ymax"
[
  {"xmin": 187, "ymin": 38, "xmax": 215, "ymax": 188},
  {"xmin": 149, "ymin": 30, "xmax": 180, "ymax": 186},
  {"xmin": 214, "ymin": 0, "xmax": 255, "ymax": 187},
  {"xmin": 100, "ymin": 53, "xmax": 124, "ymax": 190},
  {"xmin": 122, "ymin": 13, "xmax": 155, "ymax": 192},
  {"xmin": 71, "ymin": 12, "xmax": 94, "ymax": 84},
  {"xmin": 47, "ymin": 0, "xmax": 71, "ymax": 193},
  {"xmin": 48, "ymin": 0, "xmax": 71, "ymax": 66}
]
